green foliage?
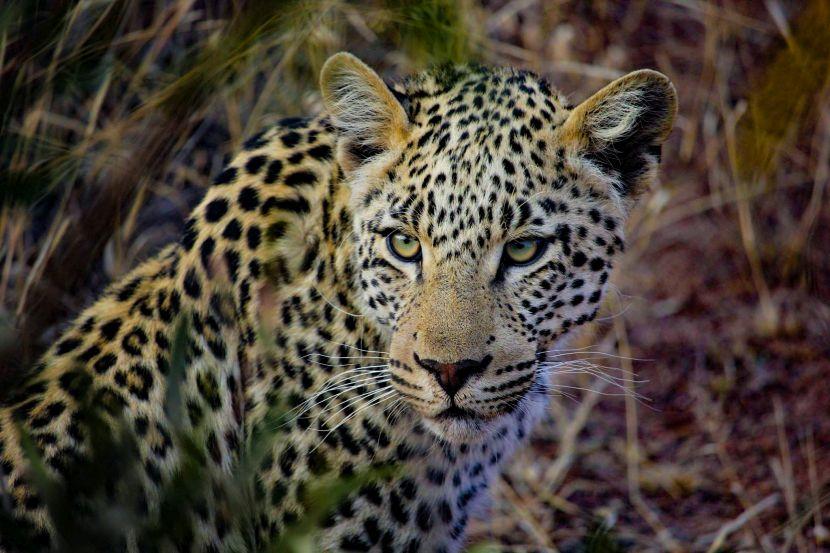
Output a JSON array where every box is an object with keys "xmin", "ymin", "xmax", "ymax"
[{"xmin": 386, "ymin": 0, "xmax": 476, "ymax": 66}]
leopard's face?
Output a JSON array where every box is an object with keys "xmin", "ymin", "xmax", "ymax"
[
  {"xmin": 352, "ymin": 159, "xmax": 622, "ymax": 440},
  {"xmin": 321, "ymin": 54, "xmax": 676, "ymax": 442}
]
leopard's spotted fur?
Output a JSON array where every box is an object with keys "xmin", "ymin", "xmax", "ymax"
[{"xmin": 0, "ymin": 53, "xmax": 676, "ymax": 552}]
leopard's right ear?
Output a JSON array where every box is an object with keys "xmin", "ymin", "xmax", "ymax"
[
  {"xmin": 560, "ymin": 69, "xmax": 677, "ymax": 203},
  {"xmin": 320, "ymin": 52, "xmax": 410, "ymax": 172}
]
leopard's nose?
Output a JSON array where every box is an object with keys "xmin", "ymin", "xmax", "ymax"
[{"xmin": 414, "ymin": 353, "xmax": 493, "ymax": 397}]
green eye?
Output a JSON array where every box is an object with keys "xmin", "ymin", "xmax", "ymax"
[
  {"xmin": 387, "ymin": 232, "xmax": 421, "ymax": 261},
  {"xmin": 504, "ymin": 238, "xmax": 545, "ymax": 265}
]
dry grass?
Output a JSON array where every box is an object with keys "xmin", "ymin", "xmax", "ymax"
[{"xmin": 1, "ymin": 0, "xmax": 828, "ymax": 551}]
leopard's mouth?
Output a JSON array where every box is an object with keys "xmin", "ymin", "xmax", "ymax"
[
  {"xmin": 435, "ymin": 404, "xmax": 479, "ymax": 421},
  {"xmin": 422, "ymin": 406, "xmax": 501, "ymax": 443}
]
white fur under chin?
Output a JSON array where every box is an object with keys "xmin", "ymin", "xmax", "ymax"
[
  {"xmin": 422, "ymin": 389, "xmax": 550, "ymax": 446},
  {"xmin": 422, "ymin": 414, "xmax": 498, "ymax": 444}
]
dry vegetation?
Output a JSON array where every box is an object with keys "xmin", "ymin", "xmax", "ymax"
[{"xmin": 1, "ymin": 0, "xmax": 828, "ymax": 551}]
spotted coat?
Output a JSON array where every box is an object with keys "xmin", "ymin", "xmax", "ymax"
[{"xmin": 0, "ymin": 53, "xmax": 676, "ymax": 552}]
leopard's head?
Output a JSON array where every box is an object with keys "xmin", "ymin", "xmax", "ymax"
[{"xmin": 321, "ymin": 53, "xmax": 676, "ymax": 442}]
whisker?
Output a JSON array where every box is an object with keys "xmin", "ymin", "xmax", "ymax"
[
  {"xmin": 305, "ymin": 374, "xmax": 391, "ymax": 404},
  {"xmin": 309, "ymin": 376, "xmax": 391, "ymax": 401},
  {"xmin": 538, "ymin": 366, "xmax": 647, "ymax": 396},
  {"xmin": 300, "ymin": 353, "xmax": 389, "ymax": 361},
  {"xmin": 536, "ymin": 348, "xmax": 650, "ymax": 362},
  {"xmin": 283, "ymin": 373, "xmax": 391, "ymax": 421},
  {"xmin": 311, "ymin": 389, "xmax": 397, "ymax": 450},
  {"xmin": 320, "ymin": 386, "xmax": 395, "ymax": 428},
  {"xmin": 304, "ymin": 359, "xmax": 390, "ymax": 369},
  {"xmin": 540, "ymin": 364, "xmax": 647, "ymax": 384},
  {"xmin": 542, "ymin": 383, "xmax": 650, "ymax": 400},
  {"xmin": 307, "ymin": 338, "xmax": 391, "ymax": 356},
  {"xmin": 303, "ymin": 368, "xmax": 390, "ymax": 397}
]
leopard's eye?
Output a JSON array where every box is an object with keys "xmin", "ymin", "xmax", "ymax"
[
  {"xmin": 387, "ymin": 232, "xmax": 421, "ymax": 261},
  {"xmin": 504, "ymin": 238, "xmax": 545, "ymax": 266}
]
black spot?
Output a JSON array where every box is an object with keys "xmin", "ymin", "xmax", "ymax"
[
  {"xmin": 198, "ymin": 238, "xmax": 216, "ymax": 272},
  {"xmin": 127, "ymin": 364, "xmax": 154, "ymax": 400},
  {"xmin": 280, "ymin": 131, "xmax": 301, "ymax": 148},
  {"xmin": 116, "ymin": 277, "xmax": 142, "ymax": 301},
  {"xmin": 266, "ymin": 222, "xmax": 287, "ymax": 241},
  {"xmin": 207, "ymin": 432, "xmax": 222, "ymax": 464},
  {"xmin": 100, "ymin": 319, "xmax": 122, "ymax": 340},
  {"xmin": 222, "ymin": 219, "xmax": 242, "ymax": 241},
  {"xmin": 94, "ymin": 353, "xmax": 117, "ymax": 374},
  {"xmin": 134, "ymin": 416, "xmax": 149, "ymax": 436},
  {"xmin": 55, "ymin": 338, "xmax": 82, "ymax": 355},
  {"xmin": 399, "ymin": 478, "xmax": 417, "ymax": 500},
  {"xmin": 340, "ymin": 535, "xmax": 371, "ymax": 551},
  {"xmin": 416, "ymin": 503, "xmax": 432, "ymax": 531},
  {"xmin": 245, "ymin": 155, "xmax": 267, "ymax": 175},
  {"xmin": 363, "ymin": 517, "xmax": 381, "ymax": 545},
  {"xmin": 184, "ymin": 268, "xmax": 201, "ymax": 298},
  {"xmin": 572, "ymin": 251, "xmax": 587, "ymax": 267},
  {"xmin": 438, "ymin": 500, "xmax": 453, "ymax": 523},
  {"xmin": 337, "ymin": 425, "xmax": 362, "ymax": 455},
  {"xmin": 348, "ymin": 142, "xmax": 382, "ymax": 162},
  {"xmin": 307, "ymin": 144, "xmax": 332, "ymax": 161},
  {"xmin": 224, "ymin": 249, "xmax": 240, "ymax": 282},
  {"xmin": 360, "ymin": 483, "xmax": 383, "ymax": 506},
  {"xmin": 299, "ymin": 240, "xmax": 319, "ymax": 273},
  {"xmin": 271, "ymin": 482, "xmax": 288, "ymax": 506},
  {"xmin": 121, "ymin": 328, "xmax": 148, "ymax": 357},
  {"xmin": 204, "ymin": 198, "xmax": 229, "ymax": 222},
  {"xmin": 589, "ymin": 257, "xmax": 606, "ymax": 271},
  {"xmin": 144, "ymin": 459, "xmax": 162, "ymax": 484},
  {"xmin": 423, "ymin": 467, "xmax": 444, "ymax": 486},
  {"xmin": 261, "ymin": 196, "xmax": 310, "ymax": 215},
  {"xmin": 404, "ymin": 537, "xmax": 420, "ymax": 553},
  {"xmin": 389, "ymin": 491, "xmax": 409, "ymax": 524},
  {"xmin": 197, "ymin": 373, "xmax": 222, "ymax": 410},
  {"xmin": 246, "ymin": 226, "xmax": 261, "ymax": 250},
  {"xmin": 306, "ymin": 449, "xmax": 329, "ymax": 475},
  {"xmin": 264, "ymin": 160, "xmax": 283, "ymax": 184},
  {"xmin": 30, "ymin": 401, "xmax": 66, "ymax": 429},
  {"xmin": 238, "ymin": 186, "xmax": 260, "ymax": 211},
  {"xmin": 213, "ymin": 167, "xmax": 237, "ymax": 185},
  {"xmin": 59, "ymin": 370, "xmax": 92, "ymax": 399},
  {"xmin": 182, "ymin": 217, "xmax": 197, "ymax": 251},
  {"xmin": 284, "ymin": 170, "xmax": 316, "ymax": 187},
  {"xmin": 278, "ymin": 445, "xmax": 298, "ymax": 476},
  {"xmin": 243, "ymin": 131, "xmax": 267, "ymax": 150}
]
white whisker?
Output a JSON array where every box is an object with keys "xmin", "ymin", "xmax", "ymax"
[{"xmin": 311, "ymin": 389, "xmax": 398, "ymax": 451}]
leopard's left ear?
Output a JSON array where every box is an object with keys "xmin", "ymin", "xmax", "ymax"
[
  {"xmin": 561, "ymin": 69, "xmax": 677, "ymax": 200},
  {"xmin": 320, "ymin": 52, "xmax": 410, "ymax": 172}
]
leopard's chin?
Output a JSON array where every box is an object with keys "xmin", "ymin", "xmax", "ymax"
[{"xmin": 421, "ymin": 407, "xmax": 502, "ymax": 444}]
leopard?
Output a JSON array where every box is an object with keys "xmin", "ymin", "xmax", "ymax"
[{"xmin": 0, "ymin": 52, "xmax": 676, "ymax": 552}]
